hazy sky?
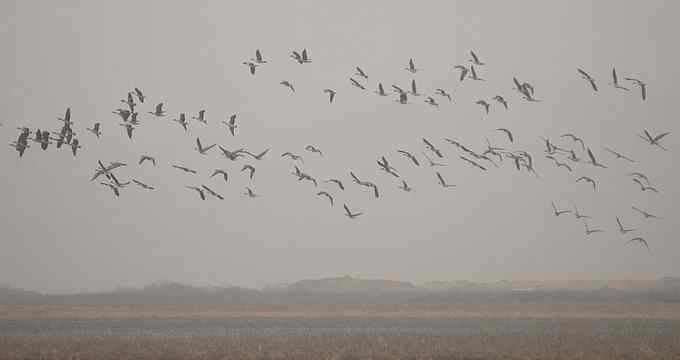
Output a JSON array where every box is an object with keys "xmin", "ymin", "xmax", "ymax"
[{"xmin": 1, "ymin": 1, "xmax": 678, "ymax": 293}]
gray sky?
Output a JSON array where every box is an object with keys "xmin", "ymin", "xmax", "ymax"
[{"xmin": 1, "ymin": 1, "xmax": 678, "ymax": 293}]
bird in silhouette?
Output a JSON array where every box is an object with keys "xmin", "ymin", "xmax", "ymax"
[
  {"xmin": 616, "ymin": 217, "xmax": 635, "ymax": 234},
  {"xmin": 242, "ymin": 148, "xmax": 270, "ymax": 160},
  {"xmin": 244, "ymin": 187, "xmax": 258, "ymax": 198},
  {"xmin": 397, "ymin": 150, "xmax": 420, "ymax": 166},
  {"xmin": 586, "ymin": 148, "xmax": 607, "ymax": 168},
  {"xmin": 454, "ymin": 65, "xmax": 469, "ymax": 82},
  {"xmin": 632, "ymin": 178, "xmax": 659, "ymax": 193},
  {"xmin": 377, "ymin": 156, "xmax": 399, "ymax": 177},
  {"xmin": 405, "ymin": 58, "xmax": 418, "ymax": 73},
  {"xmin": 493, "ymin": 95, "xmax": 508, "ymax": 109},
  {"xmin": 375, "ymin": 83, "xmax": 388, "ymax": 96},
  {"xmin": 354, "ymin": 66, "xmax": 368, "ymax": 79},
  {"xmin": 241, "ymin": 164, "xmax": 256, "ymax": 180},
  {"xmin": 435, "ymin": 89, "xmax": 452, "ymax": 102},
  {"xmin": 469, "ymin": 65, "xmax": 483, "ymax": 81},
  {"xmin": 186, "ymin": 186, "xmax": 205, "ymax": 200},
  {"xmin": 628, "ymin": 172, "xmax": 651, "ymax": 186},
  {"xmin": 469, "ymin": 50, "xmax": 485, "ymax": 65},
  {"xmin": 323, "ymin": 89, "xmax": 336, "ymax": 103},
  {"xmin": 305, "ymin": 145, "xmax": 323, "ymax": 157},
  {"xmin": 195, "ymin": 137, "xmax": 216, "ymax": 155},
  {"xmin": 409, "ymin": 79, "xmax": 421, "ymax": 96},
  {"xmin": 628, "ymin": 237, "xmax": 650, "ymax": 252},
  {"xmin": 343, "ymin": 204, "xmax": 362, "ymax": 219},
  {"xmin": 325, "ymin": 179, "xmax": 344, "ymax": 191},
  {"xmin": 173, "ymin": 165, "xmax": 197, "ymax": 174},
  {"xmin": 632, "ymin": 206, "xmax": 662, "ymax": 219},
  {"xmin": 577, "ymin": 68, "xmax": 597, "ymax": 91},
  {"xmin": 148, "ymin": 102, "xmax": 166, "ymax": 117},
  {"xmin": 561, "ymin": 134, "xmax": 585, "ymax": 151},
  {"xmin": 638, "ymin": 129, "xmax": 670, "ymax": 150},
  {"xmin": 210, "ymin": 169, "xmax": 228, "ymax": 183},
  {"xmin": 583, "ymin": 220, "xmax": 604, "ymax": 236},
  {"xmin": 317, "ymin": 191, "xmax": 334, "ymax": 207},
  {"xmin": 610, "ymin": 67, "xmax": 629, "ymax": 91},
  {"xmin": 252, "ymin": 49, "xmax": 267, "ymax": 64},
  {"xmin": 496, "ymin": 128, "xmax": 513, "ymax": 142},
  {"xmin": 436, "ymin": 172, "xmax": 455, "ymax": 188},
  {"xmin": 476, "ymin": 100, "xmax": 490, "ymax": 114},
  {"xmin": 132, "ymin": 179, "xmax": 154, "ymax": 190},
  {"xmin": 424, "ymin": 97, "xmax": 439, "ymax": 107},
  {"xmin": 192, "ymin": 110, "xmax": 207, "ymax": 125},
  {"xmin": 173, "ymin": 113, "xmax": 188, "ymax": 131},
  {"xmin": 113, "ymin": 109, "xmax": 131, "ymax": 122},
  {"xmin": 120, "ymin": 123, "xmax": 134, "ymax": 139},
  {"xmin": 573, "ymin": 205, "xmax": 591, "ymax": 220},
  {"xmin": 201, "ymin": 185, "xmax": 224, "ymax": 200},
  {"xmin": 551, "ymin": 201, "xmax": 571, "ymax": 216},
  {"xmin": 604, "ymin": 147, "xmax": 635, "ymax": 163},
  {"xmin": 281, "ymin": 151, "xmax": 304, "ymax": 162},
  {"xmin": 242, "ymin": 61, "xmax": 258, "ymax": 75},
  {"xmin": 70, "ymin": 138, "xmax": 81, "ymax": 156},
  {"xmin": 576, "ymin": 176, "xmax": 597, "ymax": 191},
  {"xmin": 134, "ymin": 88, "xmax": 145, "ymax": 103},
  {"xmin": 222, "ymin": 114, "xmax": 237, "ymax": 136},
  {"xmin": 280, "ymin": 80, "xmax": 295, "ymax": 92},
  {"xmin": 422, "ymin": 138, "xmax": 443, "ymax": 158},
  {"xmin": 398, "ymin": 180, "xmax": 413, "ymax": 192},
  {"xmin": 350, "ymin": 78, "xmax": 365, "ymax": 90},
  {"xmin": 86, "ymin": 123, "xmax": 101, "ymax": 138},
  {"xmin": 421, "ymin": 151, "xmax": 446, "ymax": 167},
  {"xmin": 460, "ymin": 156, "xmax": 487, "ymax": 171},
  {"xmin": 121, "ymin": 92, "xmax": 136, "ymax": 112},
  {"xmin": 625, "ymin": 77, "xmax": 647, "ymax": 100},
  {"xmin": 218, "ymin": 146, "xmax": 244, "ymax": 161}
]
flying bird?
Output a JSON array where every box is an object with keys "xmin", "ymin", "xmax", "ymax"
[
  {"xmin": 436, "ymin": 172, "xmax": 455, "ymax": 188},
  {"xmin": 281, "ymin": 151, "xmax": 304, "ymax": 162},
  {"xmin": 86, "ymin": 123, "xmax": 101, "ymax": 138},
  {"xmin": 638, "ymin": 129, "xmax": 670, "ymax": 150},
  {"xmin": 70, "ymin": 138, "xmax": 80, "ymax": 156},
  {"xmin": 576, "ymin": 176, "xmax": 597, "ymax": 191},
  {"xmin": 577, "ymin": 68, "xmax": 597, "ymax": 91},
  {"xmin": 186, "ymin": 186, "xmax": 206, "ymax": 200},
  {"xmin": 632, "ymin": 178, "xmax": 659, "ymax": 193},
  {"xmin": 210, "ymin": 169, "xmax": 229, "ymax": 183},
  {"xmin": 435, "ymin": 89, "xmax": 452, "ymax": 102},
  {"xmin": 561, "ymin": 134, "xmax": 585, "ymax": 151},
  {"xmin": 243, "ymin": 61, "xmax": 258, "ymax": 75},
  {"xmin": 604, "ymin": 147, "xmax": 635, "ymax": 163},
  {"xmin": 219, "ymin": 146, "xmax": 244, "ymax": 161},
  {"xmin": 628, "ymin": 172, "xmax": 650, "ymax": 186},
  {"xmin": 586, "ymin": 148, "xmax": 607, "ymax": 168},
  {"xmin": 469, "ymin": 50, "xmax": 485, "ymax": 65},
  {"xmin": 173, "ymin": 113, "xmax": 188, "ymax": 131},
  {"xmin": 409, "ymin": 79, "xmax": 420, "ymax": 96},
  {"xmin": 354, "ymin": 67, "xmax": 368, "ymax": 79},
  {"xmin": 172, "ymin": 165, "xmax": 197, "ymax": 174},
  {"xmin": 120, "ymin": 123, "xmax": 134, "ymax": 139},
  {"xmin": 325, "ymin": 179, "xmax": 344, "ymax": 191},
  {"xmin": 459, "ymin": 156, "xmax": 487, "ymax": 171},
  {"xmin": 242, "ymin": 148, "xmax": 270, "ymax": 160},
  {"xmin": 424, "ymin": 97, "xmax": 439, "ymax": 107},
  {"xmin": 132, "ymin": 179, "xmax": 154, "ymax": 190},
  {"xmin": 375, "ymin": 83, "xmax": 388, "ymax": 96},
  {"xmin": 244, "ymin": 187, "xmax": 258, "ymax": 198},
  {"xmin": 148, "ymin": 102, "xmax": 166, "ymax": 117},
  {"xmin": 201, "ymin": 185, "xmax": 224, "ymax": 200},
  {"xmin": 192, "ymin": 110, "xmax": 207, "ymax": 124},
  {"xmin": 280, "ymin": 80, "xmax": 295, "ymax": 93},
  {"xmin": 476, "ymin": 100, "xmax": 490, "ymax": 114},
  {"xmin": 350, "ymin": 78, "xmax": 365, "ymax": 90},
  {"xmin": 453, "ymin": 65, "xmax": 469, "ymax": 82},
  {"xmin": 397, "ymin": 150, "xmax": 420, "ymax": 166},
  {"xmin": 616, "ymin": 217, "xmax": 635, "ymax": 234},
  {"xmin": 134, "ymin": 88, "xmax": 145, "ymax": 103},
  {"xmin": 422, "ymin": 138, "xmax": 443, "ymax": 158},
  {"xmin": 113, "ymin": 109, "xmax": 131, "ymax": 122},
  {"xmin": 323, "ymin": 89, "xmax": 336, "ymax": 103},
  {"xmin": 405, "ymin": 58, "xmax": 418, "ymax": 73},
  {"xmin": 469, "ymin": 65, "xmax": 483, "ymax": 81},
  {"xmin": 496, "ymin": 128, "xmax": 513, "ymax": 143},
  {"xmin": 493, "ymin": 95, "xmax": 508, "ymax": 109},
  {"xmin": 252, "ymin": 49, "xmax": 267, "ymax": 64},
  {"xmin": 305, "ymin": 145, "xmax": 323, "ymax": 157},
  {"xmin": 241, "ymin": 164, "xmax": 256, "ymax": 180},
  {"xmin": 343, "ymin": 204, "xmax": 362, "ymax": 219},
  {"xmin": 195, "ymin": 137, "xmax": 216, "ymax": 155},
  {"xmin": 610, "ymin": 67, "xmax": 629, "ymax": 91},
  {"xmin": 138, "ymin": 155, "xmax": 156, "ymax": 166},
  {"xmin": 377, "ymin": 156, "xmax": 399, "ymax": 177},
  {"xmin": 222, "ymin": 114, "xmax": 237, "ymax": 136},
  {"xmin": 632, "ymin": 206, "xmax": 662, "ymax": 219},
  {"xmin": 583, "ymin": 220, "xmax": 604, "ymax": 236},
  {"xmin": 317, "ymin": 191, "xmax": 334, "ymax": 207},
  {"xmin": 628, "ymin": 237, "xmax": 650, "ymax": 252},
  {"xmin": 624, "ymin": 77, "xmax": 647, "ymax": 100},
  {"xmin": 398, "ymin": 180, "xmax": 413, "ymax": 192},
  {"xmin": 551, "ymin": 201, "xmax": 571, "ymax": 216}
]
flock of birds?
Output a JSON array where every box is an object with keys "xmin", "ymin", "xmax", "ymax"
[{"xmin": 7, "ymin": 48, "xmax": 670, "ymax": 253}]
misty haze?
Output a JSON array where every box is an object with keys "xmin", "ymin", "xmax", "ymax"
[{"xmin": 1, "ymin": 1, "xmax": 679, "ymax": 359}]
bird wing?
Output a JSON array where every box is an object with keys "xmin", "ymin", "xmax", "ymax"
[
  {"xmin": 256, "ymin": 49, "xmax": 262, "ymax": 61},
  {"xmin": 653, "ymin": 132, "xmax": 670, "ymax": 142}
]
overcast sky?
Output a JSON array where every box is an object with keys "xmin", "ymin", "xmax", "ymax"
[{"xmin": 0, "ymin": 1, "xmax": 678, "ymax": 293}]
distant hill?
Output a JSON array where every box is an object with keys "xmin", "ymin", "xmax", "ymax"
[{"xmin": 289, "ymin": 276, "xmax": 416, "ymax": 293}]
